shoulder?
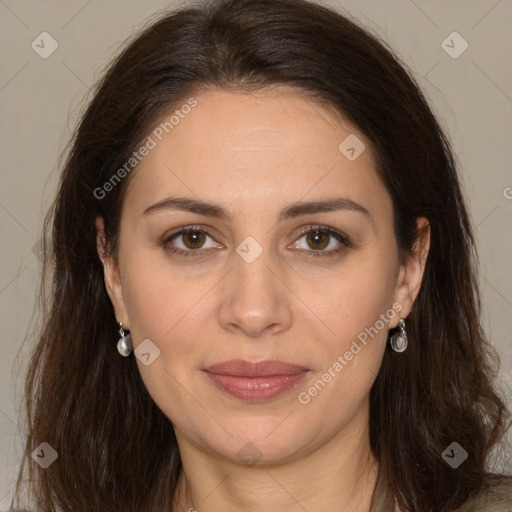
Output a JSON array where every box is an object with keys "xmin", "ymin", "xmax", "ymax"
[{"xmin": 453, "ymin": 473, "xmax": 512, "ymax": 512}]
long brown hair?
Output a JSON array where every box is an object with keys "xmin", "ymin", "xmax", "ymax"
[{"xmin": 13, "ymin": 0, "xmax": 510, "ymax": 510}]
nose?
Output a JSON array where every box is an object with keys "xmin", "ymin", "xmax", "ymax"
[{"xmin": 217, "ymin": 247, "xmax": 293, "ymax": 338}]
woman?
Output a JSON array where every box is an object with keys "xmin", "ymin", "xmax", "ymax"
[{"xmin": 13, "ymin": 0, "xmax": 511, "ymax": 510}]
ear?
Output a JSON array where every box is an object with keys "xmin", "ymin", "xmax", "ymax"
[
  {"xmin": 390, "ymin": 217, "xmax": 430, "ymax": 327},
  {"xmin": 95, "ymin": 216, "xmax": 130, "ymax": 329}
]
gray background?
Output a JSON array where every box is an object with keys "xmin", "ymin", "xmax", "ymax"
[{"xmin": 1, "ymin": 0, "xmax": 511, "ymax": 507}]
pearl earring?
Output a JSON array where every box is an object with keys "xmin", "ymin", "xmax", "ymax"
[
  {"xmin": 117, "ymin": 322, "xmax": 133, "ymax": 357},
  {"xmin": 390, "ymin": 318, "xmax": 408, "ymax": 352}
]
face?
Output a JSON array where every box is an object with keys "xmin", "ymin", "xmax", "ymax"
[{"xmin": 97, "ymin": 86, "xmax": 428, "ymax": 465}]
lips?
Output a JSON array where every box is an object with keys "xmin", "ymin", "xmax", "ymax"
[
  {"xmin": 204, "ymin": 359, "xmax": 308, "ymax": 377},
  {"xmin": 203, "ymin": 359, "xmax": 310, "ymax": 402}
]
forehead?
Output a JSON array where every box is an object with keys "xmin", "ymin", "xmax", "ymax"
[{"xmin": 123, "ymin": 86, "xmax": 390, "ymax": 221}]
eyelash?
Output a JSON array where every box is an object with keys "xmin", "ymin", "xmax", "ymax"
[{"xmin": 162, "ymin": 224, "xmax": 351, "ymax": 259}]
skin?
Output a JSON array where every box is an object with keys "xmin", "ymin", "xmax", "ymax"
[{"xmin": 96, "ymin": 86, "xmax": 430, "ymax": 512}]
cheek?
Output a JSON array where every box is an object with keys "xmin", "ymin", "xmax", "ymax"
[
  {"xmin": 120, "ymin": 251, "xmax": 220, "ymax": 398},
  {"xmin": 121, "ymin": 248, "xmax": 210, "ymax": 341},
  {"xmin": 296, "ymin": 282, "xmax": 393, "ymax": 420},
  {"xmin": 121, "ymin": 260, "xmax": 211, "ymax": 423},
  {"xmin": 300, "ymin": 255, "xmax": 397, "ymax": 351},
  {"xmin": 295, "ymin": 253, "xmax": 397, "ymax": 400}
]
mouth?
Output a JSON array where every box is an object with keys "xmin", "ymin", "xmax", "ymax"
[{"xmin": 203, "ymin": 359, "xmax": 310, "ymax": 402}]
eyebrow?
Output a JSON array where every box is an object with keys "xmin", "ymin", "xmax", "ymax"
[{"xmin": 142, "ymin": 196, "xmax": 372, "ymax": 223}]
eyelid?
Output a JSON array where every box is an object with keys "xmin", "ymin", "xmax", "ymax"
[
  {"xmin": 164, "ymin": 224, "xmax": 222, "ymax": 253},
  {"xmin": 295, "ymin": 224, "xmax": 351, "ymax": 246}
]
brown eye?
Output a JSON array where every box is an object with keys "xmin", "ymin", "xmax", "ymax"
[
  {"xmin": 164, "ymin": 226, "xmax": 221, "ymax": 256},
  {"xmin": 305, "ymin": 230, "xmax": 330, "ymax": 250},
  {"xmin": 290, "ymin": 225, "xmax": 350, "ymax": 258},
  {"xmin": 181, "ymin": 230, "xmax": 206, "ymax": 249}
]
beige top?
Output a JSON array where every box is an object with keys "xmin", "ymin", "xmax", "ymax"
[{"xmin": 369, "ymin": 470, "xmax": 512, "ymax": 512}]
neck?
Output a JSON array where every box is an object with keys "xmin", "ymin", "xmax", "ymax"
[{"xmin": 171, "ymin": 404, "xmax": 380, "ymax": 512}]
